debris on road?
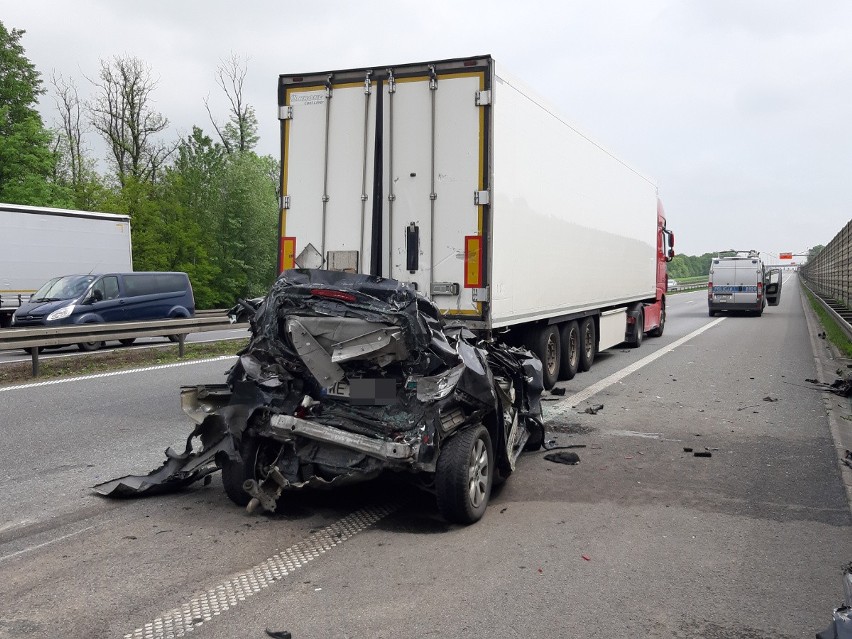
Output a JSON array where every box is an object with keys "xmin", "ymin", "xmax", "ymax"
[
  {"xmin": 265, "ymin": 630, "xmax": 292, "ymax": 639},
  {"xmin": 843, "ymin": 450, "xmax": 852, "ymax": 470},
  {"xmin": 683, "ymin": 447, "xmax": 693, "ymax": 453},
  {"xmin": 582, "ymin": 554, "xmax": 591, "ymax": 561},
  {"xmin": 544, "ymin": 451, "xmax": 580, "ymax": 465},
  {"xmin": 550, "ymin": 387, "xmax": 566, "ymax": 396},
  {"xmin": 693, "ymin": 451, "xmax": 712, "ymax": 458},
  {"xmin": 763, "ymin": 396, "xmax": 779, "ymax": 402},
  {"xmin": 580, "ymin": 404, "xmax": 604, "ymax": 415}
]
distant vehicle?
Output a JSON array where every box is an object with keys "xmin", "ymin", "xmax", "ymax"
[
  {"xmin": 708, "ymin": 251, "xmax": 781, "ymax": 317},
  {"xmin": 0, "ymin": 203, "xmax": 133, "ymax": 328},
  {"xmin": 12, "ymin": 272, "xmax": 195, "ymax": 351},
  {"xmin": 667, "ymin": 278, "xmax": 678, "ymax": 288}
]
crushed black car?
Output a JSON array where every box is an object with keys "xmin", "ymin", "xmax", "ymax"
[{"xmin": 95, "ymin": 269, "xmax": 544, "ymax": 524}]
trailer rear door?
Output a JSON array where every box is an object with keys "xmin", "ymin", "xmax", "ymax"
[{"xmin": 278, "ymin": 57, "xmax": 491, "ymax": 322}]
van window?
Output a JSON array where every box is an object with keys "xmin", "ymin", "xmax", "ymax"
[
  {"xmin": 123, "ymin": 273, "xmax": 186, "ymax": 296},
  {"xmin": 31, "ymin": 275, "xmax": 97, "ymax": 302},
  {"xmin": 93, "ymin": 276, "xmax": 120, "ymax": 300}
]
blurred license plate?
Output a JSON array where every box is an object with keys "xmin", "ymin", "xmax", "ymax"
[
  {"xmin": 325, "ymin": 381, "xmax": 350, "ymax": 398},
  {"xmin": 714, "ymin": 294, "xmax": 731, "ymax": 302}
]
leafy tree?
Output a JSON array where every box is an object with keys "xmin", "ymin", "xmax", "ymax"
[
  {"xmin": 0, "ymin": 21, "xmax": 67, "ymax": 205},
  {"xmin": 205, "ymin": 54, "xmax": 259, "ymax": 154},
  {"xmin": 807, "ymin": 245, "xmax": 825, "ymax": 261}
]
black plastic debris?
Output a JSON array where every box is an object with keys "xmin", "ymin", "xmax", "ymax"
[
  {"xmin": 581, "ymin": 404, "xmax": 604, "ymax": 415},
  {"xmin": 550, "ymin": 387, "xmax": 566, "ymax": 396},
  {"xmin": 544, "ymin": 451, "xmax": 580, "ymax": 465},
  {"xmin": 763, "ymin": 396, "xmax": 779, "ymax": 402},
  {"xmin": 806, "ymin": 376, "xmax": 852, "ymax": 398},
  {"xmin": 266, "ymin": 630, "xmax": 292, "ymax": 639},
  {"xmin": 843, "ymin": 450, "xmax": 852, "ymax": 470},
  {"xmin": 683, "ymin": 447, "xmax": 693, "ymax": 453},
  {"xmin": 693, "ymin": 451, "xmax": 712, "ymax": 458}
]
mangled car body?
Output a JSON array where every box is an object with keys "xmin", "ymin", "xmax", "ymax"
[{"xmin": 97, "ymin": 269, "xmax": 543, "ymax": 524}]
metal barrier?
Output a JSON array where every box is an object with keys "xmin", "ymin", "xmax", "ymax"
[
  {"xmin": 801, "ymin": 220, "xmax": 852, "ymax": 312},
  {"xmin": 0, "ymin": 316, "xmax": 246, "ymax": 377},
  {"xmin": 669, "ymin": 281, "xmax": 708, "ymax": 293}
]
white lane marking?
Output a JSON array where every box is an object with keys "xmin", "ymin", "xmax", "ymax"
[
  {"xmin": 0, "ymin": 525, "xmax": 96, "ymax": 564},
  {"xmin": 124, "ymin": 504, "xmax": 397, "ymax": 639},
  {"xmin": 0, "ymin": 356, "xmax": 236, "ymax": 393},
  {"xmin": 543, "ymin": 317, "xmax": 726, "ymax": 419}
]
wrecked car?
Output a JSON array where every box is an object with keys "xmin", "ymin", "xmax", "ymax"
[{"xmin": 96, "ymin": 269, "xmax": 544, "ymax": 524}]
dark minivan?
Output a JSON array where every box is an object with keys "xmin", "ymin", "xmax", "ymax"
[{"xmin": 13, "ymin": 272, "xmax": 194, "ymax": 351}]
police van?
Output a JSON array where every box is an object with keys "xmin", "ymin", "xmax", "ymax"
[{"xmin": 708, "ymin": 251, "xmax": 780, "ymax": 317}]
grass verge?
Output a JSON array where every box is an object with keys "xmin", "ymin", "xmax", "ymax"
[
  {"xmin": 0, "ymin": 338, "xmax": 249, "ymax": 386},
  {"xmin": 803, "ymin": 288, "xmax": 852, "ymax": 359}
]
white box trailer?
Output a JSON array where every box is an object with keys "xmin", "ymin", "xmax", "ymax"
[
  {"xmin": 0, "ymin": 203, "xmax": 133, "ymax": 327},
  {"xmin": 277, "ymin": 55, "xmax": 675, "ymax": 387}
]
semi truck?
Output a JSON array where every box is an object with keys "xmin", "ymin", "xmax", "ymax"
[
  {"xmin": 275, "ymin": 55, "xmax": 675, "ymax": 389},
  {"xmin": 0, "ymin": 203, "xmax": 133, "ymax": 327}
]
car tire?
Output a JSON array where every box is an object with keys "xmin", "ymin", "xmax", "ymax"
[
  {"xmin": 77, "ymin": 340, "xmax": 104, "ymax": 352},
  {"xmin": 167, "ymin": 335, "xmax": 180, "ymax": 343},
  {"xmin": 436, "ymin": 424, "xmax": 493, "ymax": 525},
  {"xmin": 530, "ymin": 325, "xmax": 560, "ymax": 390},
  {"xmin": 578, "ymin": 316, "xmax": 596, "ymax": 372},
  {"xmin": 221, "ymin": 436, "xmax": 283, "ymax": 508},
  {"xmin": 558, "ymin": 321, "xmax": 580, "ymax": 380},
  {"xmin": 119, "ymin": 338, "xmax": 136, "ymax": 346},
  {"xmin": 23, "ymin": 347, "xmax": 45, "ymax": 354},
  {"xmin": 649, "ymin": 302, "xmax": 665, "ymax": 337},
  {"xmin": 628, "ymin": 309, "xmax": 644, "ymax": 348}
]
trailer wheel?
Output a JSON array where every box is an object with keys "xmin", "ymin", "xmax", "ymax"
[
  {"xmin": 558, "ymin": 321, "xmax": 580, "ymax": 380},
  {"xmin": 531, "ymin": 325, "xmax": 560, "ymax": 390},
  {"xmin": 649, "ymin": 301, "xmax": 665, "ymax": 337},
  {"xmin": 628, "ymin": 309, "xmax": 644, "ymax": 348},
  {"xmin": 221, "ymin": 436, "xmax": 283, "ymax": 508},
  {"xmin": 436, "ymin": 425, "xmax": 493, "ymax": 525},
  {"xmin": 579, "ymin": 317, "xmax": 596, "ymax": 372}
]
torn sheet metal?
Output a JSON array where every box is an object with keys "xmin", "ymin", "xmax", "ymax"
[{"xmin": 96, "ymin": 269, "xmax": 544, "ymax": 513}]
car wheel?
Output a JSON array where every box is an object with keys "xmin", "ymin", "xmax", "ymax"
[
  {"xmin": 221, "ymin": 436, "xmax": 283, "ymax": 508},
  {"xmin": 558, "ymin": 321, "xmax": 580, "ymax": 380},
  {"xmin": 530, "ymin": 325, "xmax": 560, "ymax": 390},
  {"xmin": 649, "ymin": 302, "xmax": 665, "ymax": 337},
  {"xmin": 119, "ymin": 338, "xmax": 136, "ymax": 346},
  {"xmin": 23, "ymin": 347, "xmax": 45, "ymax": 354},
  {"xmin": 436, "ymin": 424, "xmax": 493, "ymax": 525},
  {"xmin": 629, "ymin": 309, "xmax": 644, "ymax": 348},
  {"xmin": 77, "ymin": 340, "xmax": 104, "ymax": 352},
  {"xmin": 578, "ymin": 317, "xmax": 596, "ymax": 372}
]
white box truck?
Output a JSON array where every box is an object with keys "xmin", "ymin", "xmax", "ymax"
[
  {"xmin": 276, "ymin": 55, "xmax": 675, "ymax": 388},
  {"xmin": 0, "ymin": 203, "xmax": 133, "ymax": 327}
]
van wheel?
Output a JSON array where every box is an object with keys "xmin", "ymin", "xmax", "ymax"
[
  {"xmin": 119, "ymin": 338, "xmax": 136, "ymax": 346},
  {"xmin": 77, "ymin": 341, "xmax": 103, "ymax": 352},
  {"xmin": 167, "ymin": 335, "xmax": 180, "ymax": 343},
  {"xmin": 649, "ymin": 302, "xmax": 665, "ymax": 337},
  {"xmin": 436, "ymin": 424, "xmax": 493, "ymax": 525},
  {"xmin": 579, "ymin": 317, "xmax": 596, "ymax": 372},
  {"xmin": 530, "ymin": 325, "xmax": 560, "ymax": 390},
  {"xmin": 558, "ymin": 321, "xmax": 580, "ymax": 380}
]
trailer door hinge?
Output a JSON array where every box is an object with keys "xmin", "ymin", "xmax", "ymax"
[
  {"xmin": 280, "ymin": 195, "xmax": 291, "ymax": 210},
  {"xmin": 474, "ymin": 190, "xmax": 490, "ymax": 206},
  {"xmin": 278, "ymin": 105, "xmax": 293, "ymax": 120},
  {"xmin": 475, "ymin": 90, "xmax": 491, "ymax": 106},
  {"xmin": 471, "ymin": 287, "xmax": 489, "ymax": 302}
]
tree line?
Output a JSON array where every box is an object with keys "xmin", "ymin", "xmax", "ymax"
[{"xmin": 0, "ymin": 22, "xmax": 277, "ymax": 308}]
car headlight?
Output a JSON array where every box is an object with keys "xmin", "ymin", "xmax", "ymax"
[{"xmin": 47, "ymin": 304, "xmax": 75, "ymax": 321}]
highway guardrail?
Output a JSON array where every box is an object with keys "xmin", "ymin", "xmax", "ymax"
[
  {"xmin": 801, "ymin": 279, "xmax": 852, "ymax": 343},
  {"xmin": 0, "ymin": 316, "xmax": 247, "ymax": 377}
]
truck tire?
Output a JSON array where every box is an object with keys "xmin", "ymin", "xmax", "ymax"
[
  {"xmin": 531, "ymin": 325, "xmax": 560, "ymax": 390},
  {"xmin": 558, "ymin": 321, "xmax": 580, "ymax": 380},
  {"xmin": 579, "ymin": 317, "xmax": 596, "ymax": 372},
  {"xmin": 628, "ymin": 309, "xmax": 644, "ymax": 348},
  {"xmin": 436, "ymin": 424, "xmax": 493, "ymax": 525},
  {"xmin": 649, "ymin": 302, "xmax": 665, "ymax": 337},
  {"xmin": 221, "ymin": 436, "xmax": 283, "ymax": 508}
]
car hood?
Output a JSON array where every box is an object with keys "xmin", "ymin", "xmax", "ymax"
[{"xmin": 14, "ymin": 299, "xmax": 72, "ymax": 317}]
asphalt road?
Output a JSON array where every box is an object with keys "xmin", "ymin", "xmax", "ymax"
[{"xmin": 1, "ymin": 275, "xmax": 849, "ymax": 639}]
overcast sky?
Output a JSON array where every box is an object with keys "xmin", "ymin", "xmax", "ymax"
[{"xmin": 4, "ymin": 0, "xmax": 850, "ymax": 259}]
